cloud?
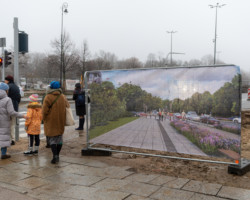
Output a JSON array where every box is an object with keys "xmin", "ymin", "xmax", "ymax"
[{"xmin": 100, "ymin": 66, "xmax": 239, "ymax": 100}]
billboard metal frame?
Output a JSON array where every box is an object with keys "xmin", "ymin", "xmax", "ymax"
[{"xmin": 84, "ymin": 65, "xmax": 241, "ymax": 166}]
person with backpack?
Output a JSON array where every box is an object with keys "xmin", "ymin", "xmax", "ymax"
[{"xmin": 73, "ymin": 83, "xmax": 90, "ymax": 130}]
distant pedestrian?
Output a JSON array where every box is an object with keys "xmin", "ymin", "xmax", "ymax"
[
  {"xmin": 181, "ymin": 110, "xmax": 186, "ymax": 121},
  {"xmin": 4, "ymin": 75, "xmax": 21, "ymax": 145},
  {"xmin": 42, "ymin": 81, "xmax": 70, "ymax": 164},
  {"xmin": 0, "ymin": 83, "xmax": 26, "ymax": 159},
  {"xmin": 73, "ymin": 83, "xmax": 90, "ymax": 131},
  {"xmin": 23, "ymin": 94, "xmax": 42, "ymax": 156}
]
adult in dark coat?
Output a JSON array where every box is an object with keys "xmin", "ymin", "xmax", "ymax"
[
  {"xmin": 4, "ymin": 75, "xmax": 21, "ymax": 145},
  {"xmin": 73, "ymin": 83, "xmax": 90, "ymax": 130},
  {"xmin": 4, "ymin": 75, "xmax": 21, "ymax": 112}
]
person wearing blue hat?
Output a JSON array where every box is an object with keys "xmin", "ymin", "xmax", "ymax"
[
  {"xmin": 42, "ymin": 81, "xmax": 70, "ymax": 164},
  {"xmin": 0, "ymin": 82, "xmax": 26, "ymax": 159}
]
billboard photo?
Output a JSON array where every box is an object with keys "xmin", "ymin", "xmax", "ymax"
[{"xmin": 85, "ymin": 65, "xmax": 241, "ymax": 162}]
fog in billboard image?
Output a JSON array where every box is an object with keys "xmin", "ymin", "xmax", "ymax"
[{"xmin": 86, "ymin": 66, "xmax": 241, "ymax": 161}]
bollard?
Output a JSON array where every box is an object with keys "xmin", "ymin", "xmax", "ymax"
[{"xmin": 248, "ymin": 88, "xmax": 250, "ymax": 101}]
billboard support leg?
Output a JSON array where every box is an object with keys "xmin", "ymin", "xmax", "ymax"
[
  {"xmin": 81, "ymin": 148, "xmax": 112, "ymax": 156},
  {"xmin": 228, "ymin": 159, "xmax": 250, "ymax": 175}
]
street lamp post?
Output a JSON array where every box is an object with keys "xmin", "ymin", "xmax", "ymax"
[
  {"xmin": 209, "ymin": 3, "xmax": 226, "ymax": 65},
  {"xmin": 60, "ymin": 2, "xmax": 68, "ymax": 90},
  {"xmin": 167, "ymin": 31, "xmax": 177, "ymax": 66}
]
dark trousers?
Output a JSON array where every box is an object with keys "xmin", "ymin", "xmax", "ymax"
[{"xmin": 28, "ymin": 134, "xmax": 40, "ymax": 147}]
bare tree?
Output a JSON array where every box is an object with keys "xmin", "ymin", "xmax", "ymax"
[
  {"xmin": 51, "ymin": 32, "xmax": 80, "ymax": 90},
  {"xmin": 79, "ymin": 40, "xmax": 91, "ymax": 78}
]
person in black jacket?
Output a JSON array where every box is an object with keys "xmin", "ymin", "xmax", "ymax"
[
  {"xmin": 4, "ymin": 75, "xmax": 21, "ymax": 145},
  {"xmin": 73, "ymin": 83, "xmax": 90, "ymax": 130},
  {"xmin": 4, "ymin": 75, "xmax": 21, "ymax": 112}
]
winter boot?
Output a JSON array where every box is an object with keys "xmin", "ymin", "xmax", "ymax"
[
  {"xmin": 75, "ymin": 118, "xmax": 84, "ymax": 130},
  {"xmin": 50, "ymin": 144, "xmax": 57, "ymax": 164},
  {"xmin": 24, "ymin": 147, "xmax": 33, "ymax": 156},
  {"xmin": 1, "ymin": 155, "xmax": 11, "ymax": 159},
  {"xmin": 33, "ymin": 146, "xmax": 39, "ymax": 155}
]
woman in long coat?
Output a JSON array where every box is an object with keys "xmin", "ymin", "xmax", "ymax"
[
  {"xmin": 73, "ymin": 83, "xmax": 90, "ymax": 130},
  {"xmin": 0, "ymin": 83, "xmax": 25, "ymax": 159},
  {"xmin": 42, "ymin": 81, "xmax": 69, "ymax": 164}
]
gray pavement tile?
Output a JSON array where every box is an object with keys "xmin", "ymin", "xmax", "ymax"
[
  {"xmin": 0, "ymin": 158, "xmax": 13, "ymax": 165},
  {"xmin": 60, "ymin": 164, "xmax": 105, "ymax": 176},
  {"xmin": 150, "ymin": 187, "xmax": 194, "ymax": 200},
  {"xmin": 182, "ymin": 180, "xmax": 222, "ymax": 195},
  {"xmin": 124, "ymin": 194, "xmax": 154, "ymax": 200},
  {"xmin": 0, "ymin": 186, "xmax": 36, "ymax": 200},
  {"xmin": 124, "ymin": 173, "xmax": 160, "ymax": 183},
  {"xmin": 163, "ymin": 177, "xmax": 190, "ymax": 189},
  {"xmin": 190, "ymin": 193, "xmax": 226, "ymax": 200},
  {"xmin": 148, "ymin": 175, "xmax": 177, "ymax": 186},
  {"xmin": 59, "ymin": 185, "xmax": 99, "ymax": 199},
  {"xmin": 20, "ymin": 156, "xmax": 70, "ymax": 168},
  {"xmin": 2, "ymin": 162, "xmax": 39, "ymax": 171},
  {"xmin": 0, "ymin": 172, "xmax": 32, "ymax": 183},
  {"xmin": 119, "ymin": 181, "xmax": 160, "ymax": 197},
  {"xmin": 24, "ymin": 167, "xmax": 62, "ymax": 178},
  {"xmin": 28, "ymin": 192, "xmax": 75, "ymax": 200},
  {"xmin": 13, "ymin": 176, "xmax": 51, "ymax": 189},
  {"xmin": 217, "ymin": 186, "xmax": 250, "ymax": 200},
  {"xmin": 32, "ymin": 182, "xmax": 73, "ymax": 196},
  {"xmin": 92, "ymin": 178, "xmax": 130, "ymax": 190},
  {"xmin": 60, "ymin": 156, "xmax": 92, "ymax": 165},
  {"xmin": 88, "ymin": 188, "xmax": 130, "ymax": 200},
  {"xmin": 46, "ymin": 172, "xmax": 104, "ymax": 186},
  {"xmin": 103, "ymin": 166, "xmax": 134, "ymax": 179},
  {"xmin": 84, "ymin": 160, "xmax": 109, "ymax": 168},
  {"xmin": 0, "ymin": 181, "xmax": 31, "ymax": 195}
]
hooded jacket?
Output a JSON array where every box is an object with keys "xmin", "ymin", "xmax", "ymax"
[
  {"xmin": 25, "ymin": 102, "xmax": 42, "ymax": 135},
  {"xmin": 42, "ymin": 89, "xmax": 69, "ymax": 137},
  {"xmin": 0, "ymin": 90, "xmax": 23, "ymax": 147}
]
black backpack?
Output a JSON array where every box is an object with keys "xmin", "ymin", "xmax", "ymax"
[{"xmin": 76, "ymin": 94, "xmax": 85, "ymax": 106}]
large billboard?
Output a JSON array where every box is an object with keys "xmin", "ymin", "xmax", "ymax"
[{"xmin": 85, "ymin": 65, "xmax": 241, "ymax": 163}]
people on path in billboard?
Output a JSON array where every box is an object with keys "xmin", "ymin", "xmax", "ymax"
[
  {"xmin": 182, "ymin": 110, "xmax": 186, "ymax": 121},
  {"xmin": 42, "ymin": 85, "xmax": 52, "ymax": 148},
  {"xmin": 23, "ymin": 94, "xmax": 42, "ymax": 156},
  {"xmin": 4, "ymin": 75, "xmax": 21, "ymax": 146},
  {"xmin": 42, "ymin": 81, "xmax": 70, "ymax": 164},
  {"xmin": 73, "ymin": 83, "xmax": 90, "ymax": 131},
  {"xmin": 0, "ymin": 83, "xmax": 26, "ymax": 159}
]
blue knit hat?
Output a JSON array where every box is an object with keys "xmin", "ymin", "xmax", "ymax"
[
  {"xmin": 50, "ymin": 81, "xmax": 61, "ymax": 89},
  {"xmin": 0, "ymin": 82, "xmax": 9, "ymax": 91}
]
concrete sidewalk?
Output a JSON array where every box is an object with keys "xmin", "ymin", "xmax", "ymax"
[
  {"xmin": 1, "ymin": 137, "xmax": 250, "ymax": 200},
  {"xmin": 1, "ymin": 153, "xmax": 250, "ymax": 200}
]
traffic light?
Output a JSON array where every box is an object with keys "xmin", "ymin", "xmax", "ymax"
[
  {"xmin": 4, "ymin": 50, "xmax": 12, "ymax": 66},
  {"xmin": 0, "ymin": 57, "xmax": 2, "ymax": 66}
]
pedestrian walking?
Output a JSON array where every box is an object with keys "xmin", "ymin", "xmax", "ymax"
[
  {"xmin": 0, "ymin": 83, "xmax": 26, "ymax": 159},
  {"xmin": 23, "ymin": 94, "xmax": 42, "ymax": 156},
  {"xmin": 42, "ymin": 81, "xmax": 70, "ymax": 164},
  {"xmin": 4, "ymin": 75, "xmax": 21, "ymax": 145},
  {"xmin": 181, "ymin": 110, "xmax": 186, "ymax": 121},
  {"xmin": 73, "ymin": 83, "xmax": 90, "ymax": 131}
]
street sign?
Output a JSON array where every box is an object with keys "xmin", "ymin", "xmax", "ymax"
[{"xmin": 0, "ymin": 38, "xmax": 6, "ymax": 47}]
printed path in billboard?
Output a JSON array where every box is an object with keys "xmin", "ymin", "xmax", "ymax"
[{"xmin": 87, "ymin": 66, "xmax": 241, "ymax": 161}]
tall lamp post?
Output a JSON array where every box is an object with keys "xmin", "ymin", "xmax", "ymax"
[
  {"xmin": 209, "ymin": 3, "xmax": 226, "ymax": 65},
  {"xmin": 166, "ymin": 31, "xmax": 177, "ymax": 66},
  {"xmin": 60, "ymin": 2, "xmax": 68, "ymax": 90}
]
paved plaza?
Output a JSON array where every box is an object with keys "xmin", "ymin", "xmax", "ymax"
[{"xmin": 1, "ymin": 150, "xmax": 250, "ymax": 200}]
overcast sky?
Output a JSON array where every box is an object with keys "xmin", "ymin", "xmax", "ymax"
[
  {"xmin": 1, "ymin": 0, "xmax": 250, "ymax": 72},
  {"xmin": 100, "ymin": 65, "xmax": 239, "ymax": 100}
]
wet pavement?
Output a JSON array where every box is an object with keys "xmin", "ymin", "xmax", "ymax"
[{"xmin": 1, "ymin": 138, "xmax": 250, "ymax": 200}]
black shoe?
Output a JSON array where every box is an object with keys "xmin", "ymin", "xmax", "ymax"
[
  {"xmin": 46, "ymin": 144, "xmax": 51, "ymax": 148},
  {"xmin": 1, "ymin": 155, "xmax": 11, "ymax": 159},
  {"xmin": 51, "ymin": 156, "xmax": 59, "ymax": 164},
  {"xmin": 75, "ymin": 127, "xmax": 83, "ymax": 130},
  {"xmin": 23, "ymin": 151, "xmax": 33, "ymax": 156},
  {"xmin": 11, "ymin": 140, "xmax": 15, "ymax": 145}
]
